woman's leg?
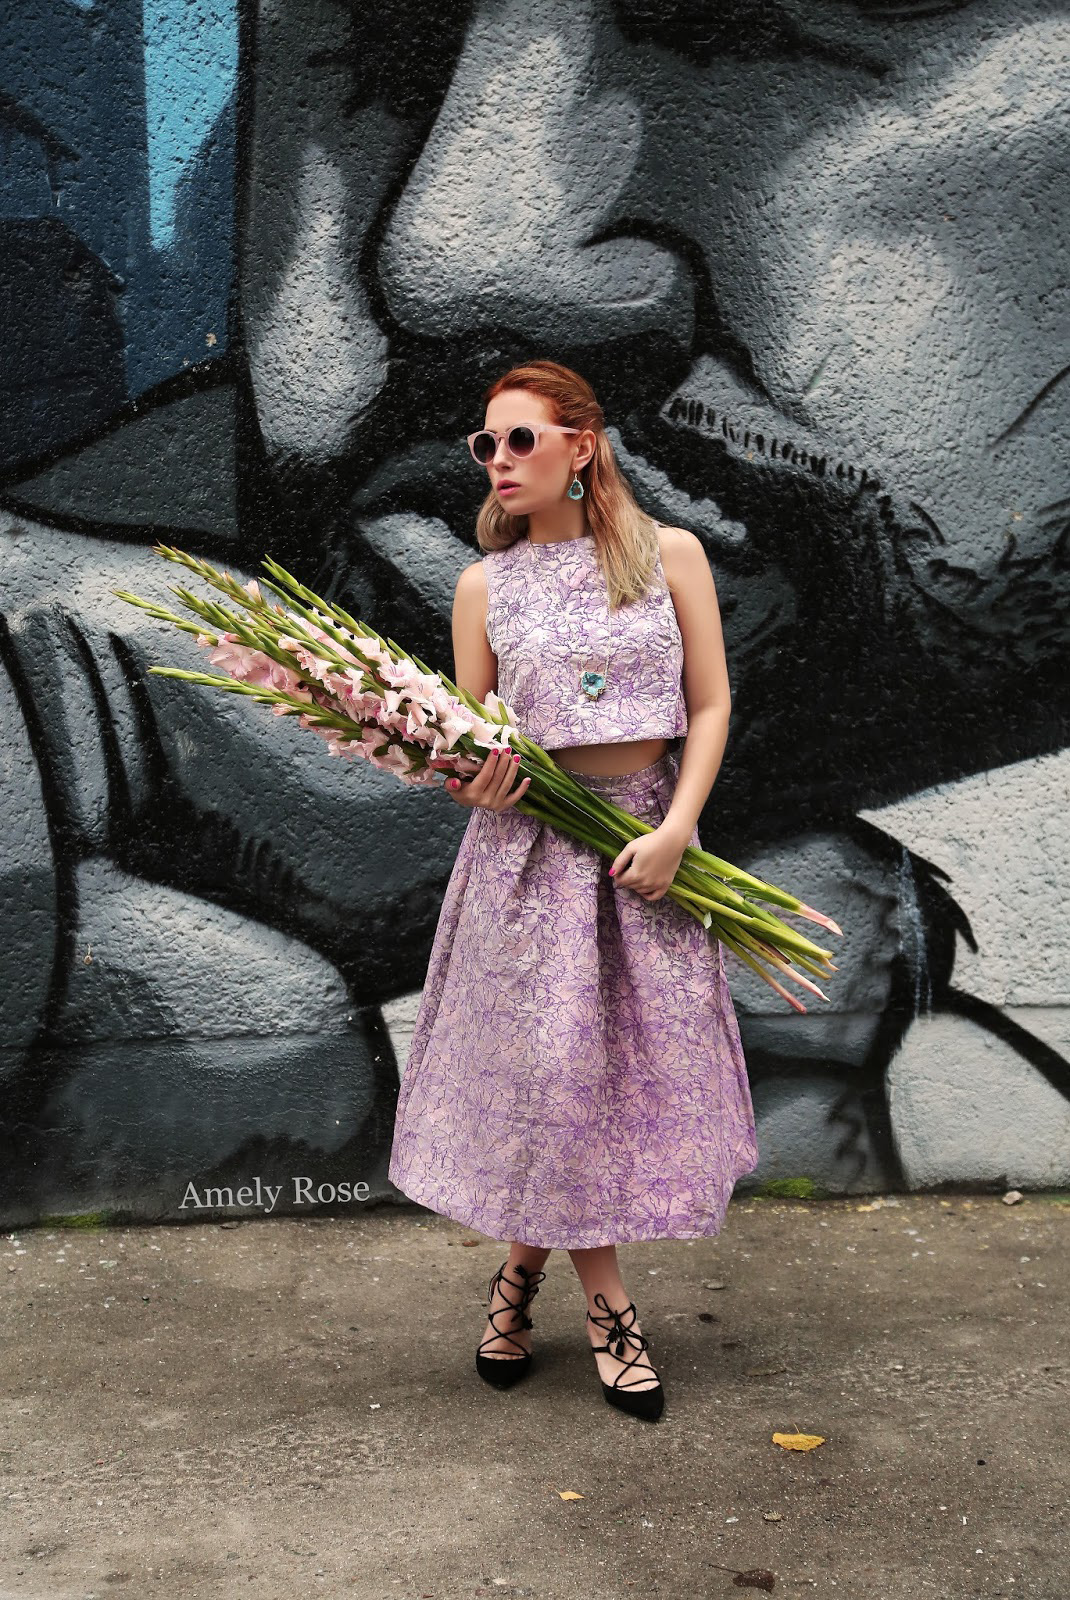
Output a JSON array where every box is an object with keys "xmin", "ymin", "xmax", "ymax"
[
  {"xmin": 479, "ymin": 1241, "xmax": 553, "ymax": 1360},
  {"xmin": 568, "ymin": 1245, "xmax": 661, "ymax": 1390}
]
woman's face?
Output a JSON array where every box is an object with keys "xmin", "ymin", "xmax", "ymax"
[{"xmin": 480, "ymin": 391, "xmax": 593, "ymax": 516}]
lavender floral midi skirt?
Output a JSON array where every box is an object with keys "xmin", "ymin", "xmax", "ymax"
[{"xmin": 387, "ymin": 749, "xmax": 760, "ymax": 1249}]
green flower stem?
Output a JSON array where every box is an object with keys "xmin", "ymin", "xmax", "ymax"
[
  {"xmin": 763, "ymin": 944, "xmax": 830, "ymax": 982},
  {"xmin": 508, "ymin": 792, "xmax": 610, "ymax": 850},
  {"xmin": 146, "ymin": 668, "xmax": 355, "ymax": 727},
  {"xmin": 668, "ymin": 886, "xmax": 813, "ymax": 958},
  {"xmin": 112, "ymin": 590, "xmax": 218, "ymax": 640},
  {"xmin": 716, "ymin": 924, "xmax": 788, "ymax": 992},
  {"xmin": 725, "ymin": 916, "xmax": 830, "ymax": 967},
  {"xmin": 666, "ymin": 889, "xmax": 715, "ymax": 929},
  {"xmin": 728, "ymin": 916, "xmax": 810, "ymax": 974},
  {"xmin": 260, "ymin": 556, "xmax": 390, "ymax": 653},
  {"xmin": 516, "ymin": 759, "xmax": 830, "ymax": 969},
  {"xmin": 668, "ymin": 889, "xmax": 767, "ymax": 928},
  {"xmin": 668, "ymin": 858, "xmax": 756, "ymax": 913},
  {"xmin": 712, "ymin": 917, "xmax": 826, "ymax": 1003},
  {"xmin": 524, "ymin": 772, "xmax": 636, "ymax": 838},
  {"xmin": 678, "ymin": 841, "xmax": 803, "ymax": 908},
  {"xmin": 151, "ymin": 545, "xmax": 284, "ymax": 618},
  {"xmin": 509, "ymin": 792, "xmax": 760, "ymax": 946},
  {"xmin": 125, "ymin": 545, "xmax": 841, "ymax": 1003},
  {"xmin": 558, "ymin": 789, "xmax": 801, "ymax": 946},
  {"xmin": 152, "ymin": 546, "xmax": 389, "ymax": 687},
  {"xmin": 669, "ymin": 856, "xmax": 827, "ymax": 954},
  {"xmin": 518, "ymin": 788, "xmax": 621, "ymax": 853}
]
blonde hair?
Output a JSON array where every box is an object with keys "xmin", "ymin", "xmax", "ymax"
[{"xmin": 473, "ymin": 359, "xmax": 662, "ymax": 610}]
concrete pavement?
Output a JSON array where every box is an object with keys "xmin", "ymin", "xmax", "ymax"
[{"xmin": 2, "ymin": 1189, "xmax": 1067, "ymax": 1599}]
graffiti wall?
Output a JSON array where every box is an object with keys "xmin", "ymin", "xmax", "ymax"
[{"xmin": 2, "ymin": 0, "xmax": 1068, "ymax": 1228}]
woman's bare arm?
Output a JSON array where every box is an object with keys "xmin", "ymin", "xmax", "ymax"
[
  {"xmin": 451, "ymin": 560, "xmax": 498, "ymax": 703},
  {"xmin": 446, "ymin": 561, "xmax": 530, "ymax": 811},
  {"xmin": 656, "ymin": 525, "xmax": 732, "ymax": 842}
]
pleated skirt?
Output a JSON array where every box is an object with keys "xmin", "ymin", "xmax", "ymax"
[{"xmin": 387, "ymin": 748, "xmax": 760, "ymax": 1249}]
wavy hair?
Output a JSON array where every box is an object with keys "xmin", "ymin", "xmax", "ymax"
[{"xmin": 473, "ymin": 359, "xmax": 662, "ymax": 610}]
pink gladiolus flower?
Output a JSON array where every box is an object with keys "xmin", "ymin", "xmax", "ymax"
[
  {"xmin": 434, "ymin": 714, "xmax": 475, "ymax": 750},
  {"xmin": 205, "ymin": 635, "xmax": 316, "ymax": 701},
  {"xmin": 428, "ymin": 752, "xmax": 484, "ymax": 776},
  {"xmin": 405, "ymin": 717, "xmax": 441, "ymax": 746},
  {"xmin": 378, "ymin": 708, "xmax": 412, "ymax": 737},
  {"xmin": 343, "ymin": 633, "xmax": 391, "ymax": 669},
  {"xmin": 378, "ymin": 657, "xmax": 427, "ymax": 694},
  {"xmin": 118, "ymin": 546, "xmax": 843, "ymax": 1010},
  {"xmin": 358, "ymin": 725, "xmax": 387, "ymax": 754},
  {"xmin": 465, "ymin": 714, "xmax": 513, "ymax": 750},
  {"xmin": 323, "ymin": 671, "xmax": 355, "ymax": 699},
  {"xmin": 300, "ymin": 618, "xmax": 379, "ymax": 668},
  {"xmin": 206, "ymin": 632, "xmax": 254, "ymax": 674},
  {"xmin": 381, "ymin": 686, "xmax": 422, "ymax": 718},
  {"xmin": 343, "ymin": 689, "xmax": 384, "ymax": 722},
  {"xmin": 403, "ymin": 696, "xmax": 433, "ymax": 729},
  {"xmin": 368, "ymin": 743, "xmax": 419, "ymax": 778},
  {"xmin": 339, "ymin": 666, "xmax": 373, "ymax": 697},
  {"xmin": 298, "ymin": 713, "xmax": 341, "ymax": 738},
  {"xmin": 400, "ymin": 765, "xmax": 439, "ymax": 787},
  {"xmin": 275, "ymin": 665, "xmax": 309, "ymax": 694},
  {"xmin": 427, "ymin": 687, "xmax": 456, "ymax": 722}
]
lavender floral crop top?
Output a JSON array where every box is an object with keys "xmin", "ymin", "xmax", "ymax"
[{"xmin": 482, "ymin": 520, "xmax": 689, "ymax": 751}]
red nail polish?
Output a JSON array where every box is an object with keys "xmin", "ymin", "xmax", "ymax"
[{"xmin": 608, "ymin": 866, "xmax": 615, "ymax": 875}]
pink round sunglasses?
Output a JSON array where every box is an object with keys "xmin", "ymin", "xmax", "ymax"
[{"xmin": 466, "ymin": 422, "xmax": 580, "ymax": 465}]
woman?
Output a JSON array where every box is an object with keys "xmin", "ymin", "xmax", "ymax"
[{"xmin": 388, "ymin": 359, "xmax": 759, "ymax": 1421}]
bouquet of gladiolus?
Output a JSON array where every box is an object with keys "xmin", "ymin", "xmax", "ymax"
[{"xmin": 114, "ymin": 546, "xmax": 842, "ymax": 1012}]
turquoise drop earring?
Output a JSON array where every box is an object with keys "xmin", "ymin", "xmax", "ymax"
[{"xmin": 567, "ymin": 475, "xmax": 585, "ymax": 500}]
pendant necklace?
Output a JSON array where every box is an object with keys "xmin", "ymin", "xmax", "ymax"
[
  {"xmin": 527, "ymin": 531, "xmax": 613, "ymax": 700},
  {"xmin": 579, "ymin": 553, "xmax": 612, "ymax": 700},
  {"xmin": 581, "ymin": 518, "xmax": 658, "ymax": 697}
]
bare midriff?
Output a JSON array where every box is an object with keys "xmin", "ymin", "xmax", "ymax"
[{"xmin": 548, "ymin": 736, "xmax": 670, "ymax": 777}]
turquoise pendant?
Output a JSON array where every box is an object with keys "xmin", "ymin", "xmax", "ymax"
[{"xmin": 580, "ymin": 669, "xmax": 606, "ymax": 698}]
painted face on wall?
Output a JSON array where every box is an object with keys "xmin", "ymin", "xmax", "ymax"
[
  {"xmin": 3, "ymin": 0, "xmax": 1066, "ymax": 1215},
  {"xmin": 242, "ymin": 0, "xmax": 1070, "ymax": 1158},
  {"xmin": 246, "ymin": 0, "xmax": 1068, "ymax": 618}
]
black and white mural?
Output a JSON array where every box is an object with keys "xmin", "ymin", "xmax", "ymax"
[{"xmin": 1, "ymin": 0, "xmax": 1068, "ymax": 1225}]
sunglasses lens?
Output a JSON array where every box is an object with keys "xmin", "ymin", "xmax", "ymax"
[
  {"xmin": 471, "ymin": 431, "xmax": 496, "ymax": 463},
  {"xmin": 508, "ymin": 426, "xmax": 536, "ymax": 456}
]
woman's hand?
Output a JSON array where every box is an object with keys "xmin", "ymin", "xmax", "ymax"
[
  {"xmin": 442, "ymin": 746, "xmax": 532, "ymax": 811},
  {"xmin": 608, "ymin": 821, "xmax": 690, "ymax": 901}
]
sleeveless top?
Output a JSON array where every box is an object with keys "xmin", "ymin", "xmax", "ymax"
[{"xmin": 482, "ymin": 520, "xmax": 689, "ymax": 750}]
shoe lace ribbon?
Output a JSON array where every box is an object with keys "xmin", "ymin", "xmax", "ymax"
[
  {"xmin": 588, "ymin": 1292, "xmax": 657, "ymax": 1389},
  {"xmin": 480, "ymin": 1263, "xmax": 547, "ymax": 1353}
]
